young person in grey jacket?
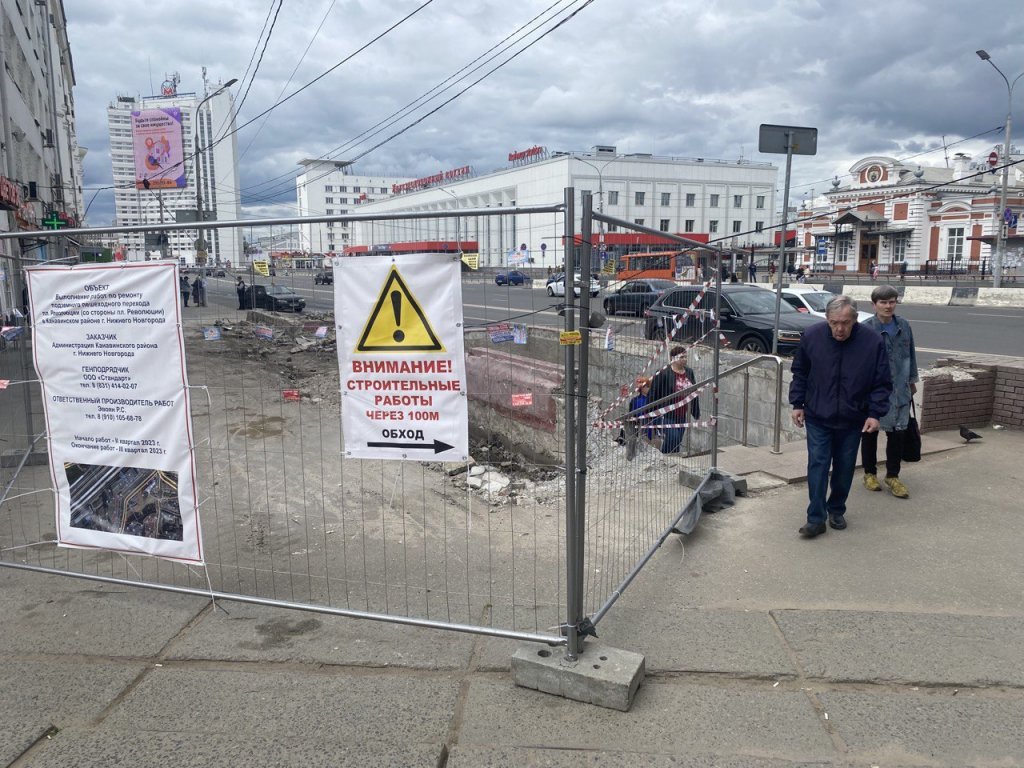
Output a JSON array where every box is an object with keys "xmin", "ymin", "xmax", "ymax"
[{"xmin": 860, "ymin": 284, "xmax": 919, "ymax": 499}]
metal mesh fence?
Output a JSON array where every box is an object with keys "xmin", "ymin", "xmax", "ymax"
[{"xmin": 0, "ymin": 205, "xmax": 770, "ymax": 650}]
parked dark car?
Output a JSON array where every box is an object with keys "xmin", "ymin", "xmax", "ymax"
[
  {"xmin": 603, "ymin": 278, "xmax": 677, "ymax": 316},
  {"xmin": 644, "ymin": 284, "xmax": 823, "ymax": 354},
  {"xmin": 495, "ymin": 270, "xmax": 528, "ymax": 286},
  {"xmin": 242, "ymin": 284, "xmax": 306, "ymax": 313},
  {"xmin": 314, "ymin": 270, "xmax": 334, "ymax": 285}
]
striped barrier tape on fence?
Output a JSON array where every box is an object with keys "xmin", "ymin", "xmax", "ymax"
[
  {"xmin": 597, "ymin": 321, "xmax": 721, "ymax": 422},
  {"xmin": 592, "ymin": 382, "xmax": 712, "ymax": 430},
  {"xmin": 596, "ymin": 283, "xmax": 714, "ymax": 422},
  {"xmin": 593, "ymin": 415, "xmax": 719, "ymax": 431}
]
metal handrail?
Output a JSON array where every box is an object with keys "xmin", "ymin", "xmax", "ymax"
[
  {"xmin": 716, "ymin": 354, "xmax": 786, "ymax": 454},
  {"xmin": 610, "ymin": 352, "xmax": 787, "ymax": 454}
]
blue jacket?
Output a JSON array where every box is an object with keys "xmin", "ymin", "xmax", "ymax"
[{"xmin": 789, "ymin": 321, "xmax": 892, "ymax": 429}]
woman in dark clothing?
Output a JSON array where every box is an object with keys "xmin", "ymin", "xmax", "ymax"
[{"xmin": 648, "ymin": 346, "xmax": 701, "ymax": 454}]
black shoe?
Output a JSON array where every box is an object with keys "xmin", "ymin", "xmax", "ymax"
[
  {"xmin": 828, "ymin": 514, "xmax": 847, "ymax": 530},
  {"xmin": 799, "ymin": 522, "xmax": 827, "ymax": 538}
]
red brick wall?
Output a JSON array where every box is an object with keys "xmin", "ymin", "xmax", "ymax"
[
  {"xmin": 921, "ymin": 358, "xmax": 1024, "ymax": 432},
  {"xmin": 920, "ymin": 368, "xmax": 995, "ymax": 432},
  {"xmin": 993, "ymin": 367, "xmax": 1024, "ymax": 428}
]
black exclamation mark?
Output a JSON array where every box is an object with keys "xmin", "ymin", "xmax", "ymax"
[{"xmin": 391, "ymin": 290, "xmax": 404, "ymax": 342}]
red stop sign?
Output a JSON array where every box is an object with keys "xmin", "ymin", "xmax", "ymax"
[{"xmin": 989, "ymin": 151, "xmax": 999, "ymax": 168}]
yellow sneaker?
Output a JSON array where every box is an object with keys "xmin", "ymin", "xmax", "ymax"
[
  {"xmin": 885, "ymin": 476, "xmax": 909, "ymax": 498},
  {"xmin": 863, "ymin": 473, "xmax": 882, "ymax": 492}
]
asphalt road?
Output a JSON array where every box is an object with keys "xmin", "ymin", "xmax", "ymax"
[{"xmin": 200, "ymin": 274, "xmax": 1024, "ymax": 369}]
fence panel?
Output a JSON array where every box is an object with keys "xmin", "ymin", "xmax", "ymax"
[{"xmin": 1, "ymin": 206, "xmax": 737, "ymax": 648}]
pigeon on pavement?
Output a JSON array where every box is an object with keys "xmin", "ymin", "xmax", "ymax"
[{"xmin": 959, "ymin": 425, "xmax": 982, "ymax": 443}]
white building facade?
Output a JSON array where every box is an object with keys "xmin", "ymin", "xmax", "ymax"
[
  {"xmin": 295, "ymin": 159, "xmax": 412, "ymax": 256},
  {"xmin": 1, "ymin": 0, "xmax": 84, "ymax": 320},
  {"xmin": 106, "ymin": 74, "xmax": 242, "ymax": 266},
  {"xmin": 347, "ymin": 147, "xmax": 779, "ymax": 269}
]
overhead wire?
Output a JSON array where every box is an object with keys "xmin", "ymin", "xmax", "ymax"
[
  {"xmin": 233, "ymin": 0, "xmax": 339, "ymax": 166},
  {"xmin": 248, "ymin": 0, "xmax": 598, "ymax": 205},
  {"xmin": 240, "ymin": 0, "xmax": 582, "ymax": 202}
]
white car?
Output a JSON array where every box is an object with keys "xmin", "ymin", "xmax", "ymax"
[
  {"xmin": 780, "ymin": 286, "xmax": 873, "ymax": 323},
  {"xmin": 547, "ymin": 273, "xmax": 600, "ymax": 298}
]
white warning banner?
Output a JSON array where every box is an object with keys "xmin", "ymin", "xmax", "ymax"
[
  {"xmin": 27, "ymin": 262, "xmax": 202, "ymax": 563},
  {"xmin": 335, "ymin": 253, "xmax": 468, "ymax": 461}
]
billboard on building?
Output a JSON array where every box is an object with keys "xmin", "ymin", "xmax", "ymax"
[{"xmin": 131, "ymin": 108, "xmax": 187, "ymax": 190}]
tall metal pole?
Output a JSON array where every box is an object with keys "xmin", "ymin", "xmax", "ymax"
[
  {"xmin": 977, "ymin": 50, "xmax": 1023, "ymax": 289},
  {"xmin": 193, "ymin": 79, "xmax": 237, "ymax": 265},
  {"xmin": 771, "ymin": 133, "xmax": 794, "ymax": 356},
  {"xmin": 562, "ymin": 187, "xmax": 582, "ymax": 661}
]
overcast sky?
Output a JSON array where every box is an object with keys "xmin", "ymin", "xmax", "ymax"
[{"xmin": 66, "ymin": 0, "xmax": 1024, "ymax": 227}]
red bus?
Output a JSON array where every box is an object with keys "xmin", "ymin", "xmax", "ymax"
[{"xmin": 613, "ymin": 250, "xmax": 702, "ymax": 281}]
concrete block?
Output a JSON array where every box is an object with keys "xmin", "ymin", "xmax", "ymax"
[
  {"xmin": 903, "ymin": 286, "xmax": 953, "ymax": 305},
  {"xmin": 976, "ymin": 287, "xmax": 1024, "ymax": 307},
  {"xmin": 511, "ymin": 642, "xmax": 645, "ymax": 711}
]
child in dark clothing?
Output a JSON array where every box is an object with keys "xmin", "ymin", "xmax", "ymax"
[{"xmin": 617, "ymin": 377, "xmax": 653, "ymax": 444}]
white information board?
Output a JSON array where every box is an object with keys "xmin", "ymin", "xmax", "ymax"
[
  {"xmin": 27, "ymin": 262, "xmax": 202, "ymax": 563},
  {"xmin": 335, "ymin": 253, "xmax": 468, "ymax": 461}
]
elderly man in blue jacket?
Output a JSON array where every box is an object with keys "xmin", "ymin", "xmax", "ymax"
[{"xmin": 789, "ymin": 295, "xmax": 892, "ymax": 537}]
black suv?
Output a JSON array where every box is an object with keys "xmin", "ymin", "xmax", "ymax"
[
  {"xmin": 314, "ymin": 270, "xmax": 333, "ymax": 285},
  {"xmin": 644, "ymin": 284, "xmax": 823, "ymax": 354},
  {"xmin": 241, "ymin": 284, "xmax": 306, "ymax": 313}
]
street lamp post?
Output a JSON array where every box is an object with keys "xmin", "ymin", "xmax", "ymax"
[
  {"xmin": 976, "ymin": 50, "xmax": 1023, "ymax": 289},
  {"xmin": 575, "ymin": 156, "xmax": 614, "ymax": 273},
  {"xmin": 194, "ymin": 78, "xmax": 237, "ymax": 263}
]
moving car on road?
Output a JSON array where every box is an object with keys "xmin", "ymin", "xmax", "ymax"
[
  {"xmin": 780, "ymin": 286, "xmax": 872, "ymax": 323},
  {"xmin": 603, "ymin": 278, "xmax": 677, "ymax": 316},
  {"xmin": 495, "ymin": 270, "xmax": 528, "ymax": 286},
  {"xmin": 547, "ymin": 273, "xmax": 600, "ymax": 298},
  {"xmin": 242, "ymin": 284, "xmax": 306, "ymax": 313},
  {"xmin": 644, "ymin": 284, "xmax": 822, "ymax": 354},
  {"xmin": 314, "ymin": 270, "xmax": 334, "ymax": 285}
]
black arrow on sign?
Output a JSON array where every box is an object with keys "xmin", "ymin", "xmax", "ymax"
[{"xmin": 367, "ymin": 439, "xmax": 454, "ymax": 454}]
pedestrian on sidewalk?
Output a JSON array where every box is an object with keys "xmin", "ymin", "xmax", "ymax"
[
  {"xmin": 789, "ymin": 296, "xmax": 892, "ymax": 537},
  {"xmin": 180, "ymin": 275, "xmax": 191, "ymax": 307},
  {"xmin": 860, "ymin": 285, "xmax": 918, "ymax": 498},
  {"xmin": 191, "ymin": 275, "xmax": 205, "ymax": 307},
  {"xmin": 748, "ymin": 262, "xmax": 757, "ymax": 283},
  {"xmin": 649, "ymin": 346, "xmax": 700, "ymax": 455},
  {"xmin": 236, "ymin": 276, "xmax": 247, "ymax": 310}
]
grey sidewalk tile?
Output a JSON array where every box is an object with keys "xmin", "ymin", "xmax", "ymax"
[
  {"xmin": 457, "ymin": 678, "xmax": 834, "ymax": 759},
  {"xmin": 2, "ymin": 721, "xmax": 52, "ymax": 767},
  {"xmin": 448, "ymin": 746, "xmax": 853, "ymax": 767},
  {"xmin": 0, "ymin": 660, "xmax": 144, "ymax": 765},
  {"xmin": 822, "ymin": 690, "xmax": 1024, "ymax": 765},
  {"xmin": 165, "ymin": 603, "xmax": 476, "ymax": 669},
  {"xmin": 19, "ymin": 729, "xmax": 444, "ymax": 768},
  {"xmin": 0, "ymin": 569, "xmax": 205, "ymax": 657},
  {"xmin": 774, "ymin": 610, "xmax": 1024, "ymax": 686},
  {"xmin": 597, "ymin": 607, "xmax": 798, "ymax": 678},
  {"xmin": 102, "ymin": 666, "xmax": 459, "ymax": 745}
]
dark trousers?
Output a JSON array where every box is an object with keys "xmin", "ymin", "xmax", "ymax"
[
  {"xmin": 805, "ymin": 420, "xmax": 861, "ymax": 525},
  {"xmin": 860, "ymin": 429, "xmax": 905, "ymax": 478}
]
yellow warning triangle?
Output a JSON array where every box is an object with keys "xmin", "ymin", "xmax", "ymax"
[{"xmin": 356, "ymin": 267, "xmax": 445, "ymax": 353}]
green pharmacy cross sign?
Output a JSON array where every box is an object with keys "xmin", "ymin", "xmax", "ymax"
[{"xmin": 42, "ymin": 211, "xmax": 67, "ymax": 230}]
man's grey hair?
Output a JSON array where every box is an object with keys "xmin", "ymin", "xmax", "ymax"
[
  {"xmin": 870, "ymin": 284, "xmax": 899, "ymax": 303},
  {"xmin": 825, "ymin": 295, "xmax": 859, "ymax": 319}
]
